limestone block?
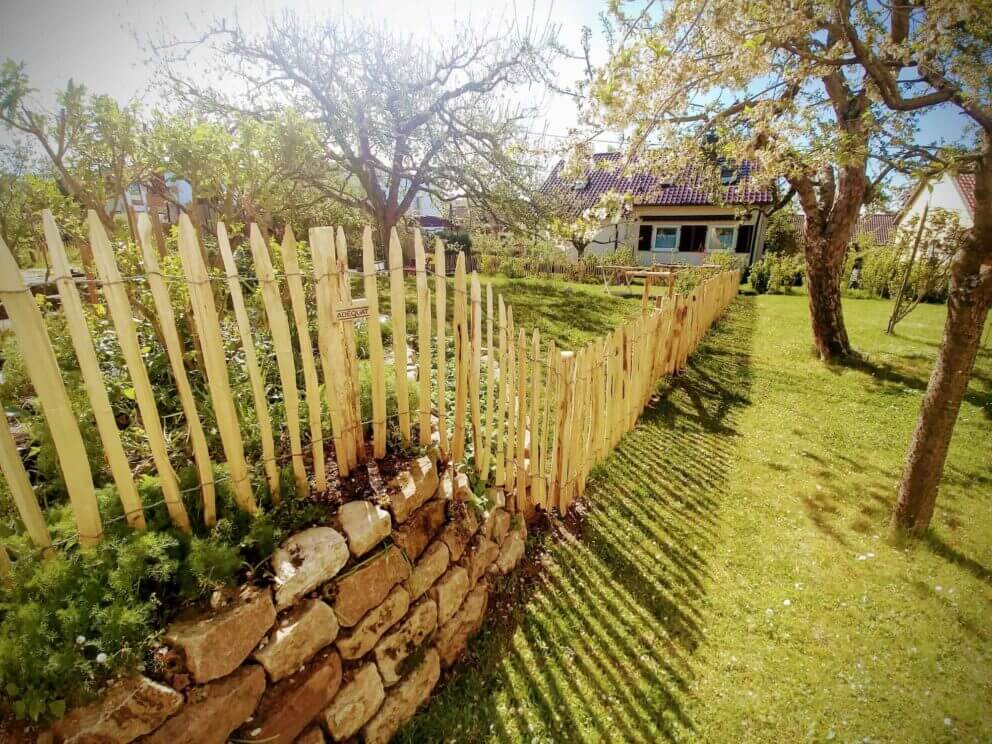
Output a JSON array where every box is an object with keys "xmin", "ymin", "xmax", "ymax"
[
  {"xmin": 361, "ymin": 648, "xmax": 440, "ymax": 744},
  {"xmin": 320, "ymin": 662, "xmax": 385, "ymax": 741},
  {"xmin": 142, "ymin": 665, "xmax": 265, "ymax": 744},
  {"xmin": 495, "ymin": 530, "xmax": 525, "ymax": 575},
  {"xmin": 373, "ymin": 598, "xmax": 438, "ymax": 686},
  {"xmin": 332, "ymin": 547, "xmax": 411, "ymax": 627},
  {"xmin": 238, "ymin": 649, "xmax": 342, "ymax": 744},
  {"xmin": 403, "ymin": 540, "xmax": 449, "ymax": 601},
  {"xmin": 391, "ymin": 499, "xmax": 445, "ymax": 561},
  {"xmin": 338, "ymin": 500, "xmax": 391, "ymax": 558},
  {"xmin": 438, "ymin": 502, "xmax": 479, "ymax": 562},
  {"xmin": 51, "ymin": 676, "xmax": 182, "ymax": 743},
  {"xmin": 388, "ymin": 456, "xmax": 438, "ymax": 523},
  {"xmin": 428, "ymin": 565, "xmax": 470, "ymax": 625},
  {"xmin": 335, "ymin": 585, "xmax": 410, "ymax": 660},
  {"xmin": 253, "ymin": 600, "xmax": 339, "ymax": 682},
  {"xmin": 272, "ymin": 527, "xmax": 349, "ymax": 610},
  {"xmin": 164, "ymin": 586, "xmax": 275, "ymax": 683},
  {"xmin": 491, "ymin": 509, "xmax": 511, "ymax": 544},
  {"xmin": 435, "ymin": 583, "xmax": 489, "ymax": 668},
  {"xmin": 459, "ymin": 535, "xmax": 499, "ymax": 586}
]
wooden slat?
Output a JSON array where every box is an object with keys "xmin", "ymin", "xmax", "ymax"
[
  {"xmin": 89, "ymin": 214, "xmax": 190, "ymax": 533},
  {"xmin": 388, "ymin": 228, "xmax": 411, "ymax": 445},
  {"xmin": 504, "ymin": 306, "xmax": 516, "ymax": 500},
  {"xmin": 515, "ymin": 327, "xmax": 529, "ymax": 513},
  {"xmin": 249, "ymin": 224, "xmax": 308, "ymax": 496},
  {"xmin": 310, "ymin": 227, "xmax": 351, "ymax": 475},
  {"xmin": 538, "ymin": 338, "xmax": 557, "ymax": 509},
  {"xmin": 551, "ymin": 350, "xmax": 574, "ymax": 511},
  {"xmin": 414, "ymin": 231, "xmax": 432, "ymax": 446},
  {"xmin": 451, "ymin": 252, "xmax": 468, "ymax": 462},
  {"xmin": 282, "ymin": 227, "xmax": 327, "ymax": 491},
  {"xmin": 494, "ymin": 295, "xmax": 507, "ymax": 487},
  {"xmin": 363, "ymin": 227, "xmax": 388, "ymax": 459},
  {"xmin": 134, "ymin": 214, "xmax": 214, "ymax": 525},
  {"xmin": 0, "ymin": 407, "xmax": 52, "ymax": 552},
  {"xmin": 529, "ymin": 328, "xmax": 542, "ymax": 510},
  {"xmin": 469, "ymin": 272, "xmax": 482, "ymax": 469},
  {"xmin": 434, "ymin": 240, "xmax": 449, "ymax": 458},
  {"xmin": 336, "ymin": 228, "xmax": 365, "ymax": 461},
  {"xmin": 217, "ymin": 223, "xmax": 281, "ymax": 500},
  {"xmin": 479, "ymin": 284, "xmax": 495, "ymax": 480},
  {"xmin": 177, "ymin": 217, "xmax": 256, "ymax": 515},
  {"xmin": 42, "ymin": 211, "xmax": 144, "ymax": 529}
]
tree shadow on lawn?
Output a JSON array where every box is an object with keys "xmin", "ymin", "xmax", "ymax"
[{"xmin": 397, "ymin": 298, "xmax": 757, "ymax": 743}]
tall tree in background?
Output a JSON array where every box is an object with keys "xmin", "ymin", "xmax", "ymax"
[
  {"xmin": 593, "ymin": 0, "xmax": 911, "ymax": 360},
  {"xmin": 155, "ymin": 12, "xmax": 558, "ymax": 252},
  {"xmin": 829, "ymin": 0, "xmax": 992, "ymax": 536}
]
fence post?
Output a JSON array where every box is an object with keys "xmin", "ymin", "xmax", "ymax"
[
  {"xmin": 388, "ymin": 228, "xmax": 411, "ymax": 446},
  {"xmin": 0, "ymin": 403, "xmax": 53, "ymax": 553},
  {"xmin": 134, "ymin": 214, "xmax": 214, "ymax": 525},
  {"xmin": 177, "ymin": 217, "xmax": 256, "ymax": 515},
  {"xmin": 281, "ymin": 227, "xmax": 327, "ymax": 492},
  {"xmin": 218, "ymin": 223, "xmax": 281, "ymax": 500},
  {"xmin": 89, "ymin": 213, "xmax": 190, "ymax": 533},
  {"xmin": 414, "ymin": 232, "xmax": 432, "ymax": 447},
  {"xmin": 42, "ymin": 211, "xmax": 145, "ymax": 530},
  {"xmin": 249, "ymin": 224, "xmax": 308, "ymax": 497},
  {"xmin": 337, "ymin": 228, "xmax": 366, "ymax": 461},
  {"xmin": 434, "ymin": 240, "xmax": 449, "ymax": 458}
]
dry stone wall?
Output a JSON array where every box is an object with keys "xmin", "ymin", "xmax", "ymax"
[{"xmin": 43, "ymin": 455, "xmax": 526, "ymax": 744}]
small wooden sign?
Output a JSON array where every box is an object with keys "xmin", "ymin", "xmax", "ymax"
[{"xmin": 334, "ymin": 298, "xmax": 370, "ymax": 323}]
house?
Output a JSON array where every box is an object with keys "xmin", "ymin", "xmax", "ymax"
[
  {"xmin": 788, "ymin": 212, "xmax": 898, "ymax": 246},
  {"xmin": 540, "ymin": 152, "xmax": 774, "ymax": 266},
  {"xmin": 896, "ymin": 171, "xmax": 976, "ymax": 231}
]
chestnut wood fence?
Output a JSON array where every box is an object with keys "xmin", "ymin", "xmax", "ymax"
[{"xmin": 0, "ymin": 210, "xmax": 739, "ymax": 558}]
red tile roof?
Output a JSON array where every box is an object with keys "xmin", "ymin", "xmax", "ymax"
[
  {"xmin": 541, "ymin": 152, "xmax": 773, "ymax": 216},
  {"xmin": 788, "ymin": 212, "xmax": 897, "ymax": 246},
  {"xmin": 954, "ymin": 173, "xmax": 976, "ymax": 217}
]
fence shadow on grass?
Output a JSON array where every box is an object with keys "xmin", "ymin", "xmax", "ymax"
[{"xmin": 397, "ymin": 297, "xmax": 757, "ymax": 744}]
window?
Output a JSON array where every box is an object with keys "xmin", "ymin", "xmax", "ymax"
[
  {"xmin": 711, "ymin": 226, "xmax": 736, "ymax": 251},
  {"xmin": 652, "ymin": 226, "xmax": 678, "ymax": 251},
  {"xmin": 720, "ymin": 166, "xmax": 737, "ymax": 184}
]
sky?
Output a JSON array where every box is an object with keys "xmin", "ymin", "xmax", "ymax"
[
  {"xmin": 0, "ymin": 0, "xmax": 611, "ymax": 146},
  {"xmin": 0, "ymin": 0, "xmax": 971, "ymax": 167}
]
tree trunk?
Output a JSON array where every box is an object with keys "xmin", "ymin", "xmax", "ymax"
[
  {"xmin": 804, "ymin": 235, "xmax": 852, "ymax": 360},
  {"xmin": 892, "ymin": 143, "xmax": 992, "ymax": 536},
  {"xmin": 374, "ymin": 209, "xmax": 399, "ymax": 267}
]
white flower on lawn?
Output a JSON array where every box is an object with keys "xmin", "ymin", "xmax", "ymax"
[
  {"xmin": 783, "ymin": 599, "xmax": 791, "ymax": 606},
  {"xmin": 96, "ymin": 652, "xmax": 108, "ymax": 664},
  {"xmin": 75, "ymin": 635, "xmax": 86, "ymax": 644}
]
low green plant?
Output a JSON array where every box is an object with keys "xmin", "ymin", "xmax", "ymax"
[{"xmin": 749, "ymin": 253, "xmax": 805, "ymax": 294}]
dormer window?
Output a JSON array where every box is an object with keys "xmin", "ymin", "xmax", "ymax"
[
  {"xmin": 720, "ymin": 166, "xmax": 737, "ymax": 184},
  {"xmin": 572, "ymin": 178, "xmax": 588, "ymax": 190}
]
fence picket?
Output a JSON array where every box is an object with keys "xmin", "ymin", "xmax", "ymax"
[
  {"xmin": 177, "ymin": 218, "xmax": 256, "ymax": 515},
  {"xmin": 388, "ymin": 229, "xmax": 411, "ymax": 445},
  {"xmin": 470, "ymin": 272, "xmax": 483, "ymax": 469},
  {"xmin": 336, "ymin": 228, "xmax": 365, "ymax": 461},
  {"xmin": 281, "ymin": 227, "xmax": 327, "ymax": 491},
  {"xmin": 249, "ymin": 224, "xmax": 308, "ymax": 497},
  {"xmin": 479, "ymin": 284, "xmax": 495, "ymax": 479},
  {"xmin": 434, "ymin": 240, "xmax": 449, "ymax": 457},
  {"xmin": 452, "ymin": 253, "xmax": 468, "ymax": 462},
  {"xmin": 42, "ymin": 211, "xmax": 145, "ymax": 529},
  {"xmin": 89, "ymin": 214, "xmax": 190, "ymax": 533},
  {"xmin": 414, "ymin": 232, "xmax": 432, "ymax": 447},
  {"xmin": 0, "ymin": 401, "xmax": 52, "ymax": 552},
  {"xmin": 134, "ymin": 215, "xmax": 214, "ymax": 525},
  {"xmin": 529, "ymin": 328, "xmax": 543, "ymax": 512},
  {"xmin": 515, "ymin": 327, "xmax": 529, "ymax": 515},
  {"xmin": 310, "ymin": 227, "xmax": 351, "ymax": 475},
  {"xmin": 504, "ymin": 307, "xmax": 517, "ymax": 500},
  {"xmin": 217, "ymin": 223, "xmax": 281, "ymax": 500},
  {"xmin": 494, "ymin": 295, "xmax": 507, "ymax": 487},
  {"xmin": 363, "ymin": 228, "xmax": 388, "ymax": 459}
]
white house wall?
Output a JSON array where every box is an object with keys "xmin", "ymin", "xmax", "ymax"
[{"xmin": 899, "ymin": 174, "xmax": 973, "ymax": 230}]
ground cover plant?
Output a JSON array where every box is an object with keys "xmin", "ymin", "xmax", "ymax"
[{"xmin": 400, "ymin": 290, "xmax": 992, "ymax": 743}]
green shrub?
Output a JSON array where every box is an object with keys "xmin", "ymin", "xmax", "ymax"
[{"xmin": 749, "ymin": 253, "xmax": 805, "ymax": 294}]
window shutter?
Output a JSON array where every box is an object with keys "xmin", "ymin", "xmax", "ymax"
[
  {"xmin": 736, "ymin": 225, "xmax": 754, "ymax": 253},
  {"xmin": 637, "ymin": 224, "xmax": 652, "ymax": 252}
]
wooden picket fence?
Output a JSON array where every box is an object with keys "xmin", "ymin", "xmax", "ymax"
[{"xmin": 0, "ymin": 209, "xmax": 739, "ymax": 556}]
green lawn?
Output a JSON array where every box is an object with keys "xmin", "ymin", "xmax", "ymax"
[{"xmin": 399, "ymin": 290, "xmax": 992, "ymax": 743}]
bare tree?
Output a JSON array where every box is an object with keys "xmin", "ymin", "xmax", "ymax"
[{"xmin": 154, "ymin": 12, "xmax": 559, "ymax": 255}]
